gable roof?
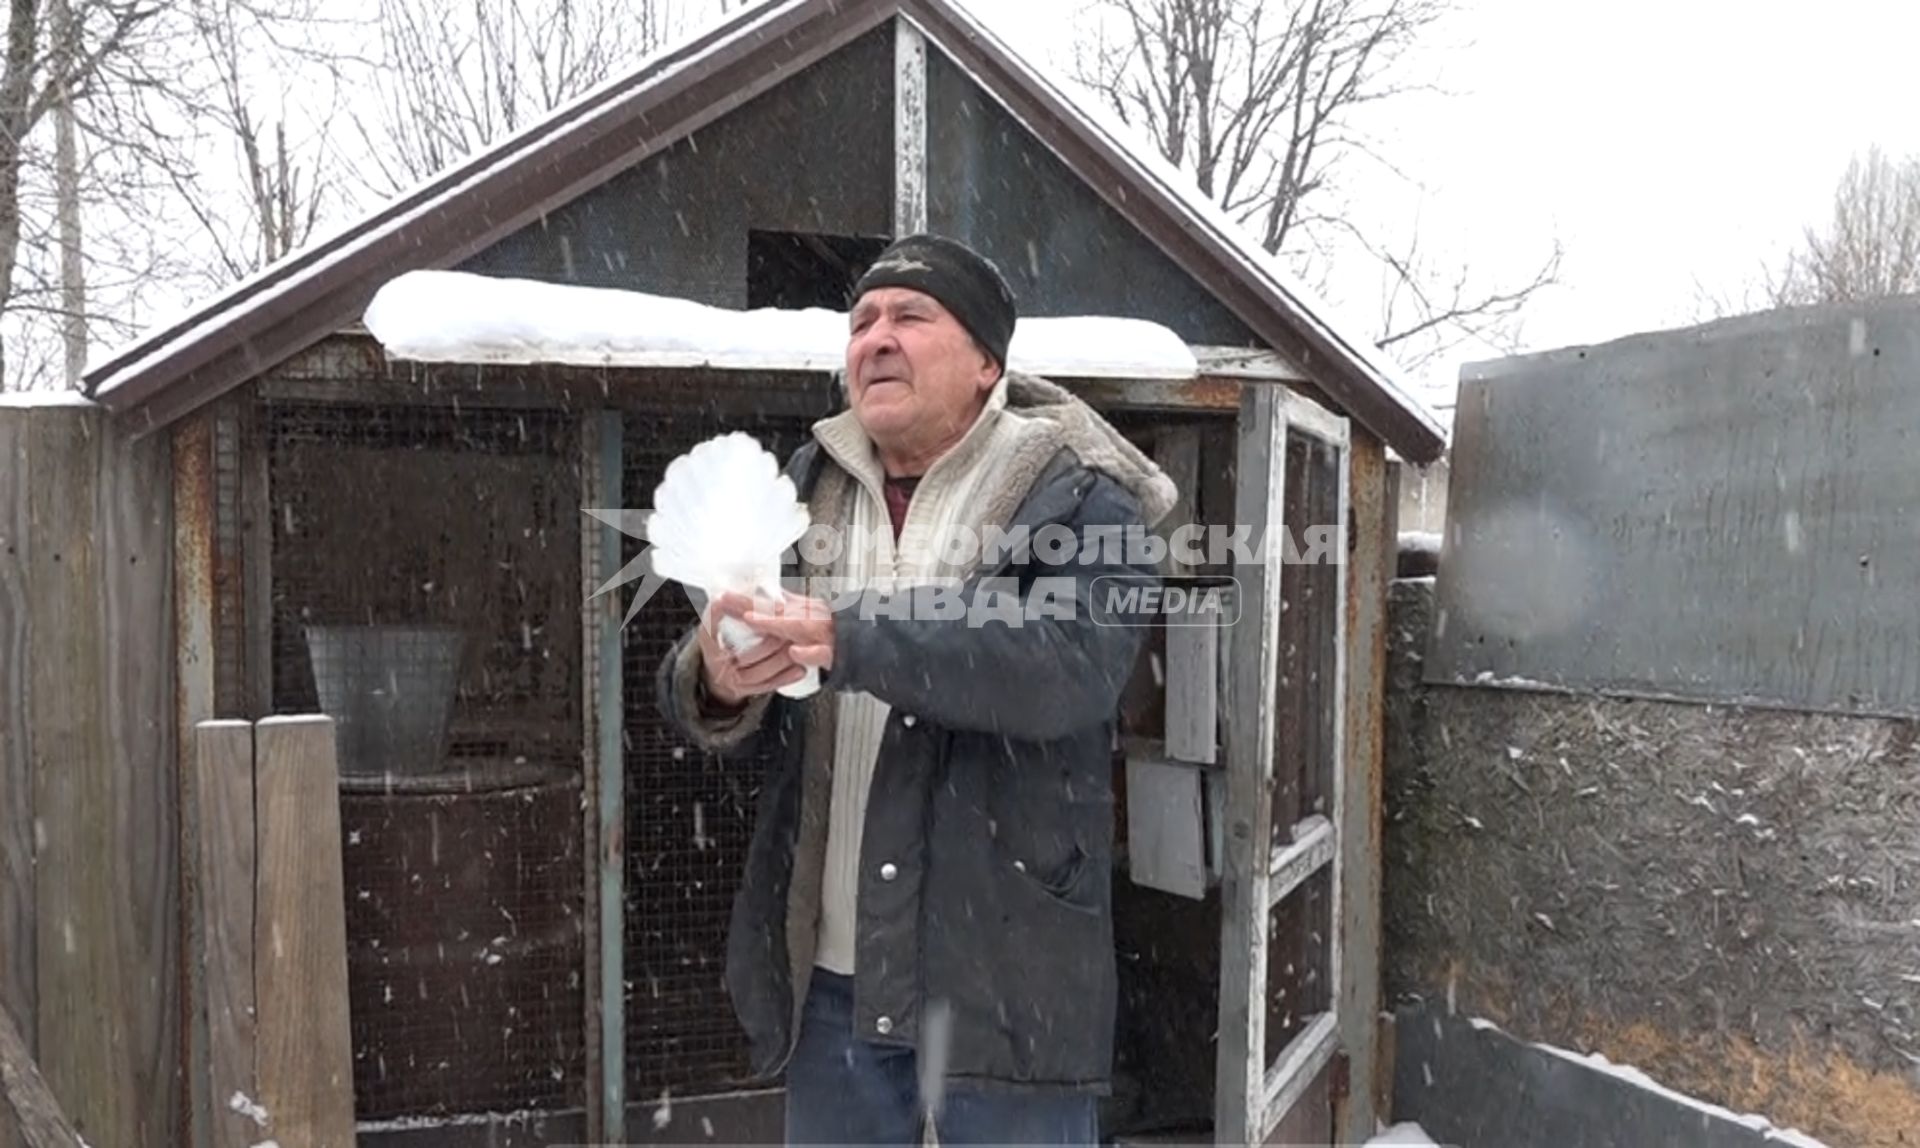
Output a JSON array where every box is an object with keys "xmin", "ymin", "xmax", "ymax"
[{"xmin": 82, "ymin": 0, "xmax": 1446, "ymax": 462}]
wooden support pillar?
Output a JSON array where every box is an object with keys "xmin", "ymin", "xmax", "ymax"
[
  {"xmin": 1214, "ymin": 386, "xmax": 1287, "ymax": 1145},
  {"xmin": 582, "ymin": 411, "xmax": 627, "ymax": 1144},
  {"xmin": 893, "ymin": 16, "xmax": 928, "ymax": 235}
]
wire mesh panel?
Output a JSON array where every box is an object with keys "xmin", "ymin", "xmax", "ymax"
[
  {"xmin": 621, "ymin": 410, "xmax": 816, "ymax": 1099},
  {"xmin": 266, "ymin": 399, "xmax": 587, "ymax": 1122}
]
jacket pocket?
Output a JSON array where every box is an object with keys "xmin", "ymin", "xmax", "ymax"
[{"xmin": 1008, "ymin": 843, "xmax": 1102, "ymax": 916}]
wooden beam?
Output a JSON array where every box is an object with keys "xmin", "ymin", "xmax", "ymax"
[
  {"xmin": 252, "ymin": 715, "xmax": 354, "ymax": 1148},
  {"xmin": 0, "ymin": 412, "xmax": 34, "ymax": 1145},
  {"xmin": 28, "ymin": 410, "xmax": 136, "ymax": 1147},
  {"xmin": 193, "ymin": 721, "xmax": 256, "ymax": 1148},
  {"xmin": 1194, "ymin": 345, "xmax": 1311, "ymax": 382},
  {"xmin": 1060, "ymin": 375, "xmax": 1243, "ymax": 413},
  {"xmin": 175, "ymin": 410, "xmax": 218, "ymax": 1148},
  {"xmin": 0, "ymin": 1002, "xmax": 84, "ymax": 1148},
  {"xmin": 100, "ymin": 403, "xmax": 183, "ymax": 1148},
  {"xmin": 587, "ymin": 412, "xmax": 627, "ymax": 1146},
  {"xmin": 1259, "ymin": 1011, "xmax": 1340, "ymax": 1137},
  {"xmin": 893, "ymin": 16, "xmax": 928, "ymax": 234},
  {"xmin": 1215, "ymin": 386, "xmax": 1287, "ymax": 1145},
  {"xmin": 1332, "ymin": 432, "xmax": 1393, "ymax": 1144}
]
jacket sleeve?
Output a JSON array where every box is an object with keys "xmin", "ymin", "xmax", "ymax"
[
  {"xmin": 655, "ymin": 626, "xmax": 774, "ymax": 756},
  {"xmin": 829, "ymin": 473, "xmax": 1156, "ymax": 741}
]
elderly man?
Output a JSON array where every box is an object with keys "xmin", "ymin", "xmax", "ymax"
[{"xmin": 657, "ymin": 233, "xmax": 1174, "ymax": 1146}]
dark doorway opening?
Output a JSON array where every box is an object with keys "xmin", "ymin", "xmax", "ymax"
[{"xmin": 746, "ymin": 230, "xmax": 890, "ymax": 311}]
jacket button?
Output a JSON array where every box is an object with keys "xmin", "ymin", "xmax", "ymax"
[
  {"xmin": 880, "ymin": 862, "xmax": 898, "ymax": 881},
  {"xmin": 901, "ymin": 714, "xmax": 917, "ymax": 728},
  {"xmin": 875, "ymin": 1015, "xmax": 894, "ymax": 1035}
]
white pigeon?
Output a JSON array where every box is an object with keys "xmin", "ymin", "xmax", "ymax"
[{"xmin": 648, "ymin": 432, "xmax": 820, "ymax": 699}]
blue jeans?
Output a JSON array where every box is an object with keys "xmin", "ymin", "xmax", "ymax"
[{"xmin": 784, "ymin": 971, "xmax": 1099, "ymax": 1146}]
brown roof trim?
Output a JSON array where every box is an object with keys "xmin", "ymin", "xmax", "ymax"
[
  {"xmin": 902, "ymin": 0, "xmax": 1445, "ymax": 462},
  {"xmin": 90, "ymin": 0, "xmax": 893, "ymax": 430}
]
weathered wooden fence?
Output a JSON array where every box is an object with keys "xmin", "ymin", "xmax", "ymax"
[
  {"xmin": 2, "ymin": 403, "xmax": 356, "ymax": 1148},
  {"xmin": 1, "ymin": 400, "xmax": 175, "ymax": 1148}
]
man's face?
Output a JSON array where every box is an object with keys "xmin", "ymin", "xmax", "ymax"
[{"xmin": 845, "ymin": 286, "xmax": 1000, "ymax": 450}]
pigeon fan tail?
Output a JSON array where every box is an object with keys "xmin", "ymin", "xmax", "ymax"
[{"xmin": 648, "ymin": 431, "xmax": 820, "ymax": 699}]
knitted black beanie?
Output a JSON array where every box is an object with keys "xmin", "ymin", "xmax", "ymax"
[{"xmin": 851, "ymin": 234, "xmax": 1017, "ymax": 369}]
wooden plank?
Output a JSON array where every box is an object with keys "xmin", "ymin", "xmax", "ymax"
[
  {"xmin": 175, "ymin": 410, "xmax": 218, "ymax": 1148},
  {"xmin": 578, "ymin": 413, "xmax": 604, "ymax": 1148},
  {"xmin": 590, "ymin": 413, "xmax": 627, "ymax": 1146},
  {"xmin": 252, "ymin": 715, "xmax": 354, "ymax": 1147},
  {"xmin": 193, "ymin": 721, "xmax": 256, "ymax": 1148},
  {"xmin": 1157, "ymin": 426, "xmax": 1217, "ymax": 765},
  {"xmin": 893, "ymin": 16, "xmax": 928, "ymax": 234},
  {"xmin": 1333, "ymin": 434, "xmax": 1392, "ymax": 1144},
  {"xmin": 1259, "ymin": 1012, "xmax": 1340, "ymax": 1137},
  {"xmin": 1214, "ymin": 386, "xmax": 1287, "ymax": 1145},
  {"xmin": 1124, "ymin": 754, "xmax": 1207, "ymax": 900},
  {"xmin": 1279, "ymin": 387, "xmax": 1350, "ymax": 448},
  {"xmin": 1164, "ymin": 625, "xmax": 1218, "ymax": 765},
  {"xmin": 27, "ymin": 408, "xmax": 137, "ymax": 1147},
  {"xmin": 100, "ymin": 407, "xmax": 184, "ymax": 1148},
  {"xmin": 1266, "ymin": 815, "xmax": 1336, "ymax": 908},
  {"xmin": 0, "ymin": 412, "xmax": 33, "ymax": 1127},
  {"xmin": 1064, "ymin": 376, "xmax": 1242, "ymax": 413},
  {"xmin": 0, "ymin": 1000, "xmax": 84, "ymax": 1148},
  {"xmin": 1194, "ymin": 346, "xmax": 1311, "ymax": 383}
]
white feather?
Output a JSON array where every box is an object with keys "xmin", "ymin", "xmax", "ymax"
[{"xmin": 649, "ymin": 432, "xmax": 820, "ymax": 699}]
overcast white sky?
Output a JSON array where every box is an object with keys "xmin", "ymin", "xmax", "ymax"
[{"xmin": 958, "ymin": 0, "xmax": 1920, "ymax": 416}]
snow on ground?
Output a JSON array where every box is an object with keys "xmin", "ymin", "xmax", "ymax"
[
  {"xmin": 363, "ymin": 270, "xmax": 1198, "ymax": 379},
  {"xmin": 1366, "ymin": 1122, "xmax": 1440, "ymax": 1145}
]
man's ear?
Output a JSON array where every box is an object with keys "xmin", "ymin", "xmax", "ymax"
[{"xmin": 976, "ymin": 352, "xmax": 1001, "ymax": 392}]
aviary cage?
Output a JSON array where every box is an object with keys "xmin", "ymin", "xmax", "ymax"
[{"xmin": 229, "ymin": 360, "xmax": 838, "ymax": 1137}]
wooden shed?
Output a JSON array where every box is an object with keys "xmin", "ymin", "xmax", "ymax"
[{"xmin": 1, "ymin": 1, "xmax": 1445, "ymax": 1145}]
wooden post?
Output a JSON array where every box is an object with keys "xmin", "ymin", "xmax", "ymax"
[
  {"xmin": 252, "ymin": 716, "xmax": 354, "ymax": 1147},
  {"xmin": 1333, "ymin": 434, "xmax": 1394, "ymax": 1144},
  {"xmin": 193, "ymin": 721, "xmax": 257, "ymax": 1148},
  {"xmin": 579, "ymin": 410, "xmax": 625, "ymax": 1144},
  {"xmin": 893, "ymin": 16, "xmax": 928, "ymax": 235},
  {"xmin": 1215, "ymin": 386, "xmax": 1287, "ymax": 1145},
  {"xmin": 176, "ymin": 410, "xmax": 219, "ymax": 1148}
]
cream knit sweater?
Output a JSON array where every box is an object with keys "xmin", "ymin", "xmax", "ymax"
[{"xmin": 806, "ymin": 375, "xmax": 1047, "ymax": 975}]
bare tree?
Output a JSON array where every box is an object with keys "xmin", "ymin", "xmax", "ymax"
[
  {"xmin": 1775, "ymin": 146, "xmax": 1920, "ymax": 305},
  {"xmin": 0, "ymin": 0, "xmax": 170, "ymax": 389},
  {"xmin": 171, "ymin": 0, "xmax": 348, "ymax": 279},
  {"xmin": 1074, "ymin": 0, "xmax": 1558, "ymax": 368},
  {"xmin": 351, "ymin": 0, "xmax": 721, "ymax": 198}
]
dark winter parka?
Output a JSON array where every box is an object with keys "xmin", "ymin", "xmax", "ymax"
[{"xmin": 655, "ymin": 372, "xmax": 1177, "ymax": 1093}]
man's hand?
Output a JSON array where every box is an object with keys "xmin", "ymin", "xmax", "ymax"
[
  {"xmin": 698, "ymin": 591, "xmax": 810, "ymax": 707},
  {"xmin": 744, "ymin": 592, "xmax": 836, "ymax": 674}
]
